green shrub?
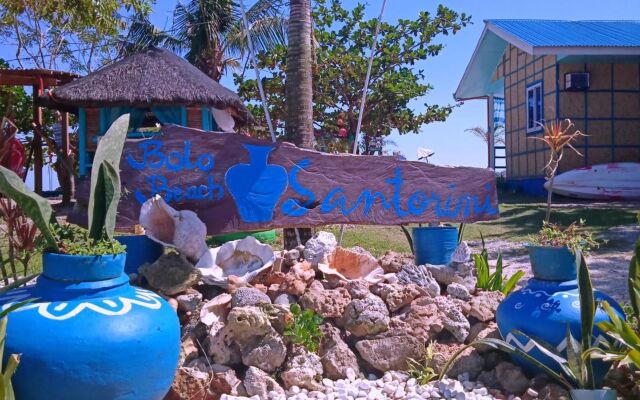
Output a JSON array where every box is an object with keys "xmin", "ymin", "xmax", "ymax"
[
  {"xmin": 474, "ymin": 235, "xmax": 524, "ymax": 295},
  {"xmin": 284, "ymin": 304, "xmax": 324, "ymax": 353},
  {"xmin": 529, "ymin": 220, "xmax": 599, "ymax": 255},
  {"xmin": 407, "ymin": 342, "xmax": 439, "ymax": 385}
]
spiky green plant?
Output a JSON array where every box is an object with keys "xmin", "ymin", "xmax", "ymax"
[
  {"xmin": 474, "ymin": 234, "xmax": 524, "ymax": 295},
  {"xmin": 0, "ymin": 114, "xmax": 130, "ymax": 254}
]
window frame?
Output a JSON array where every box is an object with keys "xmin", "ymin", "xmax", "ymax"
[{"xmin": 525, "ymin": 80, "xmax": 544, "ymax": 134}]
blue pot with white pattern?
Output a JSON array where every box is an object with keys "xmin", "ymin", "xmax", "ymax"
[
  {"xmin": 496, "ymin": 278, "xmax": 623, "ymax": 381},
  {"xmin": 0, "ymin": 252, "xmax": 180, "ymax": 400}
]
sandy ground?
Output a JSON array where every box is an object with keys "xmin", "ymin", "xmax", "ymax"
[{"xmin": 470, "ymin": 224, "xmax": 640, "ymax": 303}]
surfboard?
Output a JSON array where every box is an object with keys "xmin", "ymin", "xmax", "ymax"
[{"xmin": 544, "ymin": 162, "xmax": 640, "ymax": 200}]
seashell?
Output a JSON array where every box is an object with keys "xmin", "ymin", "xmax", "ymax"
[
  {"xmin": 318, "ymin": 246, "xmax": 384, "ymax": 283},
  {"xmin": 196, "ymin": 236, "xmax": 275, "ymax": 289},
  {"xmin": 139, "ymin": 195, "xmax": 208, "ymax": 262}
]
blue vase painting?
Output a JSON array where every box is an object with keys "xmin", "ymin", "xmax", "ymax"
[{"xmin": 225, "ymin": 145, "xmax": 288, "ymax": 223}]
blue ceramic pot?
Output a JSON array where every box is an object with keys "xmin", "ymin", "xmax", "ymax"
[
  {"xmin": 116, "ymin": 235, "xmax": 164, "ymax": 275},
  {"xmin": 412, "ymin": 226, "xmax": 458, "ymax": 265},
  {"xmin": 527, "ymin": 245, "xmax": 579, "ymax": 281},
  {"xmin": 496, "ymin": 278, "xmax": 623, "ymax": 381},
  {"xmin": 0, "ymin": 252, "xmax": 180, "ymax": 400},
  {"xmin": 225, "ymin": 144, "xmax": 288, "ymax": 223}
]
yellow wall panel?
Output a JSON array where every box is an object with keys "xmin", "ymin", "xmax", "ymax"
[
  {"xmin": 584, "ymin": 121, "xmax": 612, "ymax": 146},
  {"xmin": 587, "ymin": 92, "xmax": 612, "ymax": 118},
  {"xmin": 560, "ymin": 92, "xmax": 585, "ymax": 118},
  {"xmin": 615, "ymin": 147, "xmax": 640, "ymax": 162},
  {"xmin": 544, "ymin": 67, "xmax": 556, "ymax": 94},
  {"xmin": 615, "ymin": 120, "xmax": 640, "ymax": 145},
  {"xmin": 614, "ymin": 64, "xmax": 639, "ymax": 90},
  {"xmin": 588, "ymin": 148, "xmax": 613, "ymax": 165},
  {"xmin": 614, "ymin": 92, "xmax": 640, "ymax": 118},
  {"xmin": 587, "ymin": 64, "xmax": 612, "ymax": 90}
]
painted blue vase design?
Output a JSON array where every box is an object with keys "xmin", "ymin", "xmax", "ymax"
[
  {"xmin": 0, "ymin": 253, "xmax": 180, "ymax": 400},
  {"xmin": 225, "ymin": 144, "xmax": 288, "ymax": 223},
  {"xmin": 496, "ymin": 278, "xmax": 623, "ymax": 381}
]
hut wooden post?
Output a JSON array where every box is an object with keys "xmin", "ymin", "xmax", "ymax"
[
  {"xmin": 32, "ymin": 84, "xmax": 43, "ymax": 194},
  {"xmin": 61, "ymin": 112, "xmax": 73, "ymax": 205}
]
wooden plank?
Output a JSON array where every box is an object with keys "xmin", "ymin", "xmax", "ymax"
[{"xmin": 74, "ymin": 126, "xmax": 499, "ymax": 235}]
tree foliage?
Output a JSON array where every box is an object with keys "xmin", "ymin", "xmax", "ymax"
[
  {"xmin": 122, "ymin": 0, "xmax": 287, "ymax": 81},
  {"xmin": 0, "ymin": 0, "xmax": 153, "ymax": 73},
  {"xmin": 236, "ymin": 0, "xmax": 471, "ymax": 143},
  {"xmin": 0, "ymin": 59, "xmax": 32, "ymax": 132}
]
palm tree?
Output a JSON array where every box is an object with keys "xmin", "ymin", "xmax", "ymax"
[
  {"xmin": 283, "ymin": 0, "xmax": 313, "ymax": 248},
  {"xmin": 284, "ymin": 0, "xmax": 313, "ymax": 147},
  {"xmin": 465, "ymin": 126, "xmax": 505, "ymax": 145},
  {"xmin": 122, "ymin": 0, "xmax": 287, "ymax": 81}
]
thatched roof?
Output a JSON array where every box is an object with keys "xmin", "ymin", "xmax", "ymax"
[{"xmin": 45, "ymin": 47, "xmax": 251, "ymax": 123}]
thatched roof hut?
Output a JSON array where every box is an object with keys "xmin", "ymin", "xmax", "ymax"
[{"xmin": 44, "ymin": 47, "xmax": 250, "ymax": 123}]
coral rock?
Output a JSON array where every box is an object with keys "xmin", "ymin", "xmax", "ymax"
[
  {"xmin": 226, "ymin": 306, "xmax": 273, "ymax": 345},
  {"xmin": 165, "ymin": 367, "xmax": 215, "ymax": 400},
  {"xmin": 303, "ymin": 231, "xmax": 337, "ymax": 266},
  {"xmin": 469, "ymin": 291, "xmax": 504, "ymax": 322},
  {"xmin": 243, "ymin": 366, "xmax": 285, "ymax": 398},
  {"xmin": 431, "ymin": 342, "xmax": 484, "ymax": 379},
  {"xmin": 200, "ymin": 293, "xmax": 232, "ymax": 327},
  {"xmin": 176, "ymin": 289, "xmax": 203, "ymax": 313},
  {"xmin": 355, "ymin": 334, "xmax": 424, "ymax": 372},
  {"xmin": 240, "ymin": 332, "xmax": 287, "ymax": 373},
  {"xmin": 450, "ymin": 241, "xmax": 472, "ymax": 263},
  {"xmin": 495, "ymin": 361, "xmax": 530, "ymax": 395},
  {"xmin": 318, "ymin": 324, "xmax": 360, "ymax": 380},
  {"xmin": 370, "ymin": 282, "xmax": 422, "ymax": 313},
  {"xmin": 419, "ymin": 296, "xmax": 470, "ymax": 342},
  {"xmin": 281, "ymin": 348, "xmax": 324, "ymax": 391},
  {"xmin": 377, "ymin": 251, "xmax": 413, "ymax": 273},
  {"xmin": 446, "ymin": 282, "xmax": 472, "ymax": 301},
  {"xmin": 467, "ymin": 322, "xmax": 501, "ymax": 352},
  {"xmin": 299, "ymin": 281, "xmax": 352, "ymax": 318},
  {"xmin": 231, "ymin": 287, "xmax": 271, "ymax": 308},
  {"xmin": 396, "ymin": 264, "xmax": 440, "ymax": 297},
  {"xmin": 139, "ymin": 252, "xmax": 201, "ymax": 296},
  {"xmin": 205, "ymin": 325, "xmax": 242, "ymax": 366},
  {"xmin": 338, "ymin": 294, "xmax": 390, "ymax": 337},
  {"xmin": 392, "ymin": 300, "xmax": 443, "ymax": 341}
]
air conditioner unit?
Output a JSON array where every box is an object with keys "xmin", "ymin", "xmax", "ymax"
[{"xmin": 565, "ymin": 72, "xmax": 590, "ymax": 91}]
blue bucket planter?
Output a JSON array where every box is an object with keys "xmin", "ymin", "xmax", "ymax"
[
  {"xmin": 526, "ymin": 245, "xmax": 579, "ymax": 281},
  {"xmin": 116, "ymin": 235, "xmax": 164, "ymax": 275},
  {"xmin": 412, "ymin": 226, "xmax": 458, "ymax": 265},
  {"xmin": 0, "ymin": 252, "xmax": 180, "ymax": 400}
]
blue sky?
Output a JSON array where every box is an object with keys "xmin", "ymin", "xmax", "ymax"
[{"xmin": 5, "ymin": 0, "xmax": 640, "ymax": 181}]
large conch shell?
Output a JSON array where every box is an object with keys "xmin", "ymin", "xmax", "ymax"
[
  {"xmin": 139, "ymin": 195, "xmax": 208, "ymax": 262},
  {"xmin": 196, "ymin": 236, "xmax": 275, "ymax": 288},
  {"xmin": 318, "ymin": 246, "xmax": 384, "ymax": 283}
]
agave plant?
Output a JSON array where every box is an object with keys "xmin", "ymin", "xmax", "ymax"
[
  {"xmin": 0, "ymin": 114, "xmax": 130, "ymax": 253},
  {"xmin": 441, "ymin": 253, "xmax": 604, "ymax": 390},
  {"xmin": 530, "ymin": 119, "xmax": 587, "ymax": 223},
  {"xmin": 474, "ymin": 234, "xmax": 524, "ymax": 295}
]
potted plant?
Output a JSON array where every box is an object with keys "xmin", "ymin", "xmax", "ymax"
[
  {"xmin": 0, "ymin": 115, "xmax": 180, "ymax": 400},
  {"xmin": 115, "ymin": 226, "xmax": 164, "ymax": 275},
  {"xmin": 445, "ymin": 255, "xmax": 619, "ymax": 400},
  {"xmin": 526, "ymin": 220, "xmax": 599, "ymax": 281},
  {"xmin": 526, "ymin": 119, "xmax": 588, "ymax": 281}
]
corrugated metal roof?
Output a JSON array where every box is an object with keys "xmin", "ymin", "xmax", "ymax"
[{"xmin": 486, "ymin": 20, "xmax": 640, "ymax": 48}]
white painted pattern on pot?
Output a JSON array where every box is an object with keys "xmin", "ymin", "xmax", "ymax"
[{"xmin": 0, "ymin": 288, "xmax": 163, "ymax": 321}]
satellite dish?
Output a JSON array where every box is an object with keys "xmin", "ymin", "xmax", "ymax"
[
  {"xmin": 211, "ymin": 108, "xmax": 236, "ymax": 132},
  {"xmin": 417, "ymin": 147, "xmax": 435, "ymax": 162}
]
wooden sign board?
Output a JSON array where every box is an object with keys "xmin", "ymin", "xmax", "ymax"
[{"xmin": 75, "ymin": 126, "xmax": 499, "ymax": 235}]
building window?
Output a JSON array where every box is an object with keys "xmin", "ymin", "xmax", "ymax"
[{"xmin": 526, "ymin": 81, "xmax": 543, "ymax": 133}]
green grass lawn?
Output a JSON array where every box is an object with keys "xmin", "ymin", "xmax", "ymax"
[{"xmin": 327, "ymin": 203, "xmax": 638, "ymax": 257}]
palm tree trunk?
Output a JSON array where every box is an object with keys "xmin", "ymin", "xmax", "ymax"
[
  {"xmin": 284, "ymin": 0, "xmax": 314, "ymax": 249},
  {"xmin": 285, "ymin": 0, "xmax": 313, "ymax": 147}
]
